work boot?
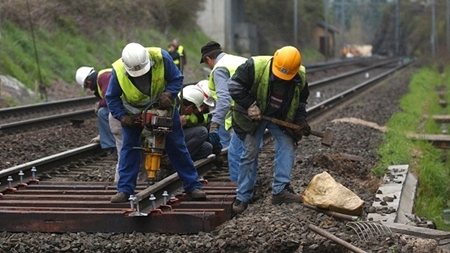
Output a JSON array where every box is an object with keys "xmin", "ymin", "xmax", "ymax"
[
  {"xmin": 232, "ymin": 198, "xmax": 249, "ymax": 215},
  {"xmin": 186, "ymin": 188, "xmax": 206, "ymax": 200},
  {"xmin": 271, "ymin": 184, "xmax": 302, "ymax": 205},
  {"xmin": 102, "ymin": 148, "xmax": 117, "ymax": 158},
  {"xmin": 111, "ymin": 192, "xmax": 130, "ymax": 203}
]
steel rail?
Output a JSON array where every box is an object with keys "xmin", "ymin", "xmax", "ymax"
[
  {"xmin": 0, "ymin": 58, "xmax": 414, "ymax": 234},
  {"xmin": 307, "ymin": 58, "xmax": 414, "ymax": 121},
  {"xmin": 128, "ymin": 58, "xmax": 416, "ymax": 228},
  {"xmin": 0, "ymin": 96, "xmax": 97, "ymax": 120},
  {"xmin": 0, "ymin": 151, "xmax": 236, "ymax": 233},
  {"xmin": 305, "ymin": 56, "xmax": 390, "ymax": 73},
  {"xmin": 308, "ymin": 57, "xmax": 401, "ymax": 88},
  {"xmin": 0, "ymin": 143, "xmax": 101, "ymax": 192},
  {"xmin": 0, "ymin": 109, "xmax": 95, "ymax": 136},
  {"xmin": 0, "ymin": 57, "xmax": 389, "ymax": 123},
  {"xmin": 0, "ymin": 58, "xmax": 402, "ymax": 137}
]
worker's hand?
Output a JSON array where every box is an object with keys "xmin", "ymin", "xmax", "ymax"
[
  {"xmin": 294, "ymin": 120, "xmax": 311, "ymax": 136},
  {"xmin": 247, "ymin": 102, "xmax": 261, "ymax": 120},
  {"xmin": 209, "ymin": 122, "xmax": 219, "ymax": 133},
  {"xmin": 90, "ymin": 135, "xmax": 100, "ymax": 143},
  {"xmin": 180, "ymin": 115, "xmax": 186, "ymax": 126},
  {"xmin": 208, "ymin": 131, "xmax": 222, "ymax": 151},
  {"xmin": 158, "ymin": 92, "xmax": 173, "ymax": 109},
  {"xmin": 121, "ymin": 114, "xmax": 139, "ymax": 127},
  {"xmin": 94, "ymin": 102, "xmax": 100, "ymax": 115}
]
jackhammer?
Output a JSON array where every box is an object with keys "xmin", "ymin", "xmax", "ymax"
[{"xmin": 135, "ymin": 104, "xmax": 173, "ymax": 185}]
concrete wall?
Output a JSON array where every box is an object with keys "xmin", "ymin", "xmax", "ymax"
[
  {"xmin": 196, "ymin": 0, "xmax": 256, "ymax": 55},
  {"xmin": 235, "ymin": 22, "xmax": 258, "ymax": 56},
  {"xmin": 196, "ymin": 0, "xmax": 227, "ymax": 48}
]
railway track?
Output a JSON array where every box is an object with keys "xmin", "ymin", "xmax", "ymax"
[
  {"xmin": 0, "ymin": 57, "xmax": 413, "ymax": 235},
  {"xmin": 0, "ymin": 57, "xmax": 398, "ymax": 137},
  {"xmin": 0, "ymin": 96, "xmax": 96, "ymax": 124}
]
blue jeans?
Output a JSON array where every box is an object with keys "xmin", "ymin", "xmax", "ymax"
[
  {"xmin": 97, "ymin": 107, "xmax": 116, "ymax": 149},
  {"xmin": 117, "ymin": 108, "xmax": 202, "ymax": 195},
  {"xmin": 184, "ymin": 126, "xmax": 212, "ymax": 161},
  {"xmin": 236, "ymin": 120, "xmax": 295, "ymax": 203},
  {"xmin": 228, "ymin": 133, "xmax": 243, "ymax": 182},
  {"xmin": 218, "ymin": 124, "xmax": 231, "ymax": 148}
]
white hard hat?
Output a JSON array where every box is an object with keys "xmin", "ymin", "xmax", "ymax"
[
  {"xmin": 121, "ymin": 42, "xmax": 151, "ymax": 77},
  {"xmin": 195, "ymin": 80, "xmax": 215, "ymax": 106},
  {"xmin": 182, "ymin": 85, "xmax": 204, "ymax": 111},
  {"xmin": 75, "ymin": 66, "xmax": 94, "ymax": 87}
]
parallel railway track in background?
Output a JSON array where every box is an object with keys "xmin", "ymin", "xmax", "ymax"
[
  {"xmin": 0, "ymin": 57, "xmax": 413, "ymax": 234},
  {"xmin": 0, "ymin": 56, "xmax": 397, "ymax": 137}
]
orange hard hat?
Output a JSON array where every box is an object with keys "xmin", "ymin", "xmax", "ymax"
[{"xmin": 272, "ymin": 46, "xmax": 301, "ymax": 81}]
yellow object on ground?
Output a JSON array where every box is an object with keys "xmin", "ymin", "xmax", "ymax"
[{"xmin": 302, "ymin": 171, "xmax": 364, "ymax": 216}]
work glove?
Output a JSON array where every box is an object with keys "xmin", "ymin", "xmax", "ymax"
[
  {"xmin": 94, "ymin": 102, "xmax": 100, "ymax": 115},
  {"xmin": 247, "ymin": 102, "xmax": 261, "ymax": 120},
  {"xmin": 294, "ymin": 120, "xmax": 311, "ymax": 136},
  {"xmin": 208, "ymin": 131, "xmax": 222, "ymax": 153},
  {"xmin": 90, "ymin": 135, "xmax": 100, "ymax": 143},
  {"xmin": 209, "ymin": 122, "xmax": 219, "ymax": 133},
  {"xmin": 121, "ymin": 114, "xmax": 140, "ymax": 127},
  {"xmin": 158, "ymin": 92, "xmax": 173, "ymax": 109}
]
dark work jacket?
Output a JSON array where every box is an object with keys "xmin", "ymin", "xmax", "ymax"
[{"xmin": 228, "ymin": 57, "xmax": 309, "ymax": 140}]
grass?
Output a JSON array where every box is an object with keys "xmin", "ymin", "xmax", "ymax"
[
  {"xmin": 0, "ymin": 21, "xmax": 215, "ymax": 94},
  {"xmin": 1, "ymin": 17, "xmax": 325, "ymax": 101},
  {"xmin": 373, "ymin": 66, "xmax": 450, "ymax": 231},
  {"xmin": 0, "ymin": 19, "xmax": 228, "ymax": 104}
]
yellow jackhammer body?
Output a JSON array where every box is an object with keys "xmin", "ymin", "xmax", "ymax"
[{"xmin": 137, "ymin": 108, "xmax": 172, "ymax": 185}]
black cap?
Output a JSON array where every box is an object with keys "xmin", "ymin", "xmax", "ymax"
[{"xmin": 200, "ymin": 41, "xmax": 222, "ymax": 63}]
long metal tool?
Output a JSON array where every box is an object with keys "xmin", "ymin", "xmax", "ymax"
[
  {"xmin": 231, "ymin": 106, "xmax": 333, "ymax": 146},
  {"xmin": 308, "ymin": 224, "xmax": 368, "ymax": 253}
]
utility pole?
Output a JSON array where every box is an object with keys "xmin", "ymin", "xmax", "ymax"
[
  {"xmin": 431, "ymin": 0, "xmax": 436, "ymax": 58},
  {"xmin": 340, "ymin": 0, "xmax": 346, "ymax": 49},
  {"xmin": 324, "ymin": 0, "xmax": 329, "ymax": 61},
  {"xmin": 26, "ymin": 0, "xmax": 47, "ymax": 101},
  {"xmin": 395, "ymin": 0, "xmax": 400, "ymax": 56},
  {"xmin": 293, "ymin": 0, "xmax": 298, "ymax": 48},
  {"xmin": 447, "ymin": 0, "xmax": 450, "ymax": 52}
]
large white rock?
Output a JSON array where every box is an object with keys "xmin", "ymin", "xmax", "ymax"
[{"xmin": 302, "ymin": 171, "xmax": 364, "ymax": 216}]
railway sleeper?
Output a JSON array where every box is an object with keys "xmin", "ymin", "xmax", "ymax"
[{"xmin": 0, "ymin": 179, "xmax": 236, "ymax": 233}]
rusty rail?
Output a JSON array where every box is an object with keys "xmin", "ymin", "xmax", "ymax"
[
  {"xmin": 0, "ymin": 179, "xmax": 236, "ymax": 233},
  {"xmin": 0, "ymin": 59, "xmax": 414, "ymax": 234}
]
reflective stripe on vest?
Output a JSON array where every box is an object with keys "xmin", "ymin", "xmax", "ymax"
[
  {"xmin": 96, "ymin": 68, "xmax": 112, "ymax": 99},
  {"xmin": 112, "ymin": 47, "xmax": 165, "ymax": 114},
  {"xmin": 185, "ymin": 113, "xmax": 209, "ymax": 127},
  {"xmin": 252, "ymin": 56, "xmax": 306, "ymax": 122},
  {"xmin": 208, "ymin": 54, "xmax": 247, "ymax": 130},
  {"xmin": 172, "ymin": 45, "xmax": 184, "ymax": 65}
]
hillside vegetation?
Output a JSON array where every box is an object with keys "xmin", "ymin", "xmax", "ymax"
[
  {"xmin": 1, "ymin": 0, "xmax": 449, "ymax": 106},
  {"xmin": 0, "ymin": 0, "xmax": 338, "ymax": 102},
  {"xmin": 0, "ymin": 0, "xmax": 208, "ymax": 101}
]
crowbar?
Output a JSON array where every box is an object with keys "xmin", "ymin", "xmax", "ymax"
[{"xmin": 231, "ymin": 106, "xmax": 333, "ymax": 146}]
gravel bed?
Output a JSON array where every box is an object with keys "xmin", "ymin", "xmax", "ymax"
[
  {"xmin": 1, "ymin": 65, "xmax": 447, "ymax": 252},
  {"xmin": 0, "ymin": 120, "xmax": 99, "ymax": 170}
]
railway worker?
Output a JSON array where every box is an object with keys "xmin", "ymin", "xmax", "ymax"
[
  {"xmin": 75, "ymin": 67, "xmax": 117, "ymax": 156},
  {"xmin": 193, "ymin": 80, "xmax": 223, "ymax": 157},
  {"xmin": 228, "ymin": 46, "xmax": 311, "ymax": 214},
  {"xmin": 199, "ymin": 41, "xmax": 247, "ymax": 182},
  {"xmin": 106, "ymin": 42, "xmax": 206, "ymax": 203},
  {"xmin": 179, "ymin": 84, "xmax": 215, "ymax": 161},
  {"xmin": 110, "ymin": 112, "xmax": 148, "ymax": 184},
  {"xmin": 75, "ymin": 66, "xmax": 147, "ymax": 183},
  {"xmin": 168, "ymin": 43, "xmax": 181, "ymax": 70},
  {"xmin": 170, "ymin": 39, "xmax": 187, "ymax": 70}
]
